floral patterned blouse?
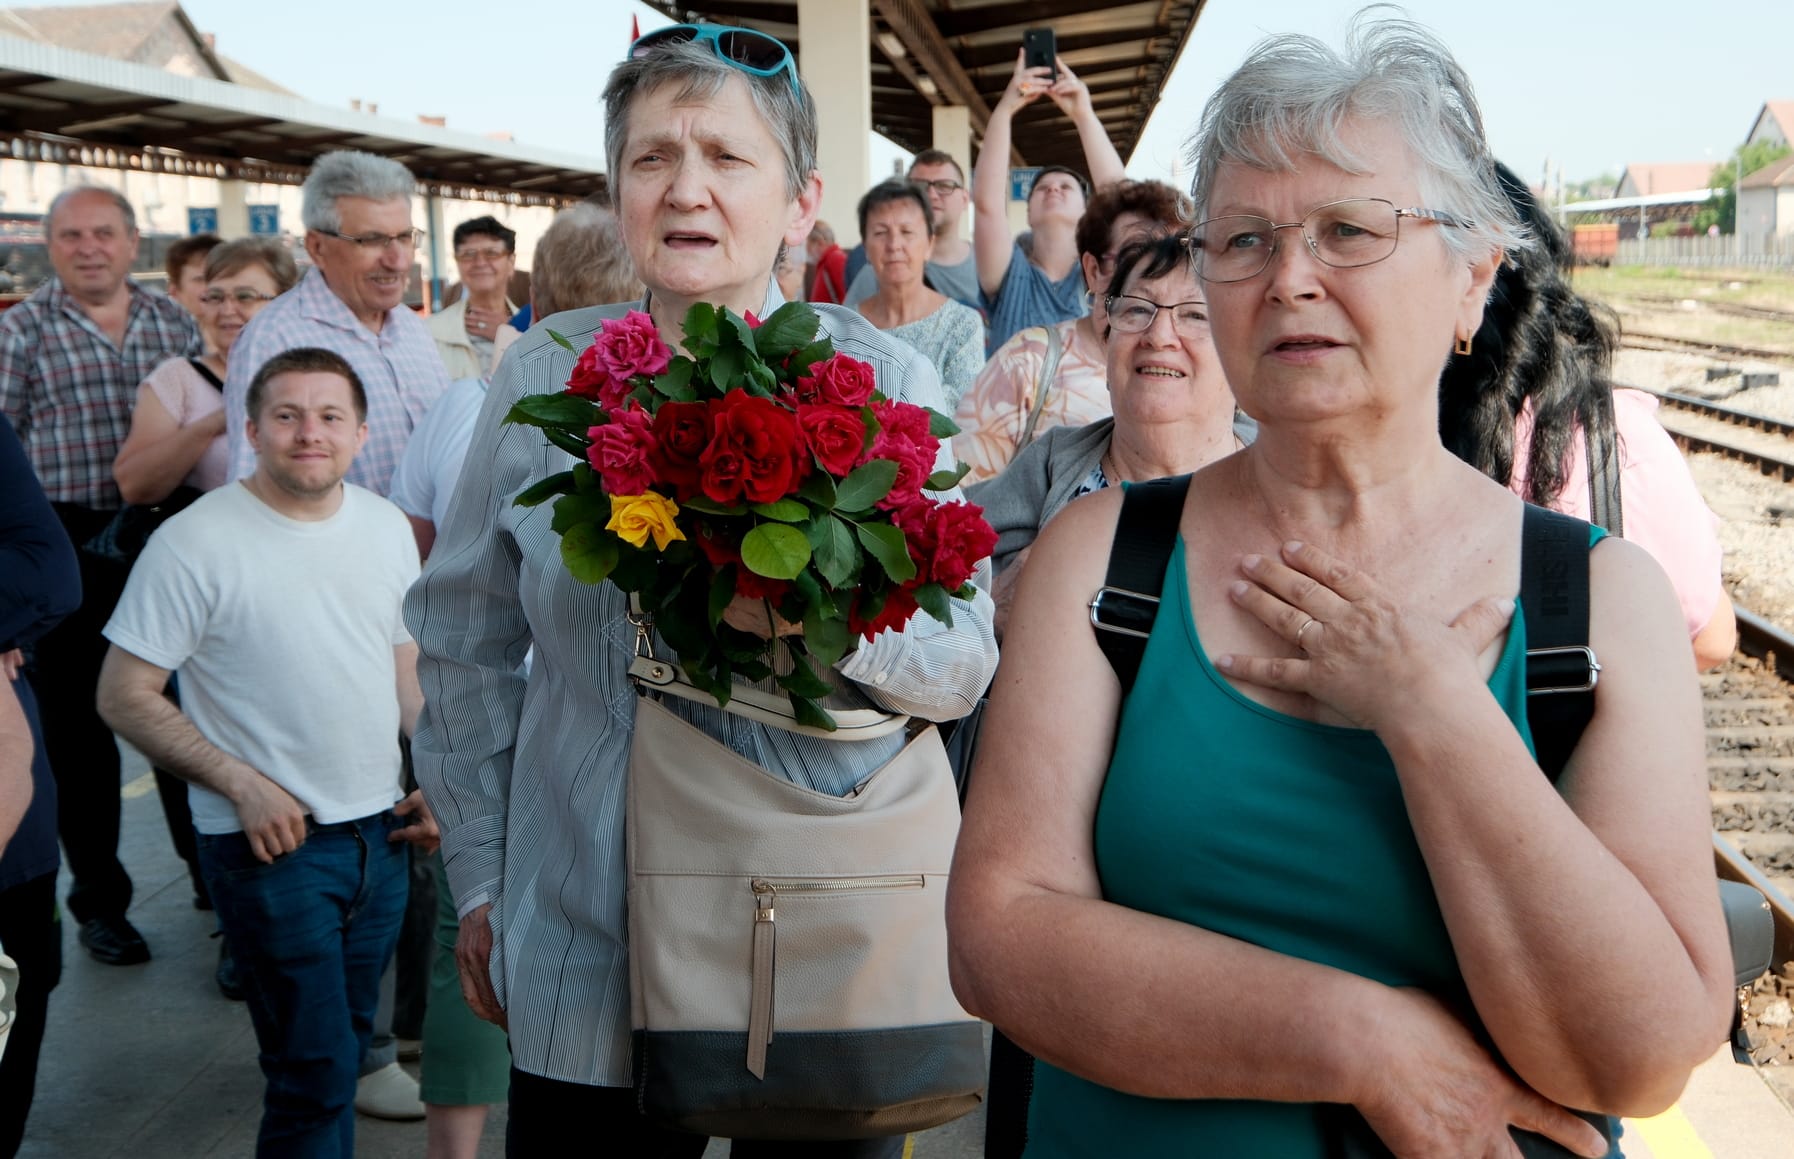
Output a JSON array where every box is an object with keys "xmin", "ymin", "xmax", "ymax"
[{"xmin": 951, "ymin": 318, "xmax": 1110, "ymax": 484}]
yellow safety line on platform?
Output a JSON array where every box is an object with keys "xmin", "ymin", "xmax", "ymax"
[
  {"xmin": 122, "ymin": 772, "xmax": 155, "ymax": 800},
  {"xmin": 901, "ymin": 1136, "xmax": 913, "ymax": 1159},
  {"xmin": 1626, "ymin": 1105, "xmax": 1715, "ymax": 1159}
]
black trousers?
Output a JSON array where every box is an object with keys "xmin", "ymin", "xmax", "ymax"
[
  {"xmin": 29, "ymin": 506, "xmax": 132, "ymax": 924},
  {"xmin": 0, "ymin": 872, "xmax": 62, "ymax": 1158},
  {"xmin": 505, "ymin": 1069, "xmax": 906, "ymax": 1159}
]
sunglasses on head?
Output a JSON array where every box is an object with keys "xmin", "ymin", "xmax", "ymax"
[{"xmin": 629, "ymin": 24, "xmax": 800, "ymax": 96}]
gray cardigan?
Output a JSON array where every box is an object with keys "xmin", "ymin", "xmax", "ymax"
[
  {"xmin": 965, "ymin": 413, "xmax": 1259, "ymax": 575},
  {"xmin": 967, "ymin": 419, "xmax": 1115, "ymax": 575}
]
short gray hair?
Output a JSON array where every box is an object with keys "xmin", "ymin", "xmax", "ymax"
[
  {"xmin": 531, "ymin": 203, "xmax": 642, "ymax": 317},
  {"xmin": 48, "ymin": 185, "xmax": 136, "ymax": 234},
  {"xmin": 602, "ymin": 36, "xmax": 817, "ymax": 201},
  {"xmin": 1186, "ymin": 11, "xmax": 1529, "ymax": 262},
  {"xmin": 301, "ymin": 150, "xmax": 417, "ymax": 233}
]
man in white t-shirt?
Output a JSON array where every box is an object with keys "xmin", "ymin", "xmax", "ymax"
[{"xmin": 96, "ymin": 346, "xmax": 434, "ymax": 1156}]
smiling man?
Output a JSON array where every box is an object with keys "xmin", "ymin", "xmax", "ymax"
[
  {"xmin": 98, "ymin": 347, "xmax": 434, "ymax": 1157},
  {"xmin": 222, "ymin": 151, "xmax": 450, "ymax": 497},
  {"xmin": 0, "ymin": 184, "xmax": 200, "ymax": 970}
]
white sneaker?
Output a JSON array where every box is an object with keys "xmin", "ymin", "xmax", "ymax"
[{"xmin": 355, "ymin": 1061, "xmax": 425, "ymax": 1121}]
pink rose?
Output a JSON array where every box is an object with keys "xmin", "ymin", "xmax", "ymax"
[
  {"xmin": 566, "ymin": 342, "xmax": 624, "ymax": 409},
  {"xmin": 593, "ymin": 310, "xmax": 673, "ymax": 382},
  {"xmin": 586, "ymin": 403, "xmax": 658, "ymax": 495},
  {"xmin": 795, "ymin": 353, "xmax": 877, "ymax": 407},
  {"xmin": 867, "ymin": 399, "xmax": 940, "ymax": 511}
]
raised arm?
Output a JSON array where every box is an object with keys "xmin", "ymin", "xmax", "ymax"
[
  {"xmin": 1045, "ymin": 57, "xmax": 1125, "ymax": 190},
  {"xmin": 974, "ymin": 50, "xmax": 1049, "ymax": 298},
  {"xmin": 947, "ymin": 492, "xmax": 1608, "ymax": 1157}
]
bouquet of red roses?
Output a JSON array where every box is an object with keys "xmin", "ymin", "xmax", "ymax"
[{"xmin": 504, "ymin": 300, "xmax": 997, "ymax": 731}]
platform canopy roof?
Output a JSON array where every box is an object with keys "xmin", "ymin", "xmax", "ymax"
[
  {"xmin": 641, "ymin": 0, "xmax": 1206, "ymax": 173},
  {"xmin": 1559, "ymin": 189, "xmax": 1716, "ymax": 214},
  {"xmin": 0, "ymin": 34, "xmax": 607, "ymax": 206}
]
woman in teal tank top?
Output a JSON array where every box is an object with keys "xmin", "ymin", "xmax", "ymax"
[{"xmin": 946, "ymin": 16, "xmax": 1735, "ymax": 1159}]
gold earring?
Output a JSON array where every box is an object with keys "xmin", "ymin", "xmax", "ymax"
[{"xmin": 1454, "ymin": 334, "xmax": 1472, "ymax": 357}]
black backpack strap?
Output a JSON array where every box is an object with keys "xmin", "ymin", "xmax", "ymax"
[
  {"xmin": 1520, "ymin": 503, "xmax": 1600, "ymax": 782},
  {"xmin": 1090, "ymin": 474, "xmax": 1193, "ymax": 695},
  {"xmin": 1585, "ymin": 419, "xmax": 1624, "ymax": 537}
]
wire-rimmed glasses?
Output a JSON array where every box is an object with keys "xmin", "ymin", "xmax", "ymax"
[{"xmin": 1187, "ymin": 198, "xmax": 1471, "ymax": 284}]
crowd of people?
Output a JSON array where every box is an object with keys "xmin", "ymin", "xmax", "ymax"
[{"xmin": 0, "ymin": 9, "xmax": 1743, "ymax": 1159}]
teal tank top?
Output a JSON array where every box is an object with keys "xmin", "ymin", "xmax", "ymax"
[{"xmin": 1025, "ymin": 531, "xmax": 1588, "ymax": 1158}]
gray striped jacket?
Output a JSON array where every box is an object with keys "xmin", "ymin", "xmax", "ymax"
[{"xmin": 405, "ymin": 290, "xmax": 998, "ymax": 1086}]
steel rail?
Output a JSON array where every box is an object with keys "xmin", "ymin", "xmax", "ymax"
[{"xmin": 1723, "ymin": 607, "xmax": 1794, "ymax": 974}]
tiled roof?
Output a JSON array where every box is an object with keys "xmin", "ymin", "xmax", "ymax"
[
  {"xmin": 1, "ymin": 3, "xmax": 182, "ymax": 65},
  {"xmin": 1619, "ymin": 162, "xmax": 1716, "ymax": 196},
  {"xmin": 1759, "ymin": 100, "xmax": 1794, "ymax": 142},
  {"xmin": 1740, "ymin": 153, "xmax": 1794, "ymax": 189}
]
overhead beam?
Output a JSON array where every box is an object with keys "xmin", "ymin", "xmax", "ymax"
[
  {"xmin": 654, "ymin": 0, "xmax": 795, "ymax": 23},
  {"xmin": 957, "ymin": 27, "xmax": 1167, "ymax": 70},
  {"xmin": 2, "ymin": 96, "xmax": 176, "ymax": 134},
  {"xmin": 934, "ymin": 0, "xmax": 1116, "ymax": 38},
  {"xmin": 871, "ymin": 0, "xmax": 1024, "ymax": 166},
  {"xmin": 134, "ymin": 115, "xmax": 283, "ymax": 148},
  {"xmin": 0, "ymin": 71, "xmax": 54, "ymax": 93}
]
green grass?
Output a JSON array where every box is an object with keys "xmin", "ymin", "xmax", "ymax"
[{"xmin": 1572, "ymin": 265, "xmax": 1794, "ymax": 313}]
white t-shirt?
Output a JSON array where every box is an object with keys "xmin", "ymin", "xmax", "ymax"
[
  {"xmin": 389, "ymin": 376, "xmax": 487, "ymax": 527},
  {"xmin": 104, "ymin": 482, "xmax": 421, "ymax": 835}
]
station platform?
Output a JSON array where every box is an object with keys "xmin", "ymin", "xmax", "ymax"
[{"xmin": 13, "ymin": 747, "xmax": 1792, "ymax": 1157}]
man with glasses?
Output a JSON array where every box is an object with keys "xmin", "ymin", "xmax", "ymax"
[
  {"xmin": 843, "ymin": 150, "xmax": 983, "ymax": 320},
  {"xmin": 430, "ymin": 216, "xmax": 521, "ymax": 380},
  {"xmin": 224, "ymin": 150, "xmax": 450, "ymax": 497},
  {"xmin": 220, "ymin": 149, "xmax": 446, "ymax": 1123}
]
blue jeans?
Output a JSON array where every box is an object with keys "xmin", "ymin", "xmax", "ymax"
[{"xmin": 198, "ymin": 811, "xmax": 409, "ymax": 1159}]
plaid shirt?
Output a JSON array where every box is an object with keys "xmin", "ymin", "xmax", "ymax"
[
  {"xmin": 224, "ymin": 268, "xmax": 450, "ymax": 496},
  {"xmin": 0, "ymin": 278, "xmax": 201, "ymax": 509}
]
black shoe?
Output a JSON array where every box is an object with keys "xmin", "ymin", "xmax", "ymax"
[
  {"xmin": 78, "ymin": 915, "xmax": 151, "ymax": 965},
  {"xmin": 215, "ymin": 941, "xmax": 244, "ymax": 1001}
]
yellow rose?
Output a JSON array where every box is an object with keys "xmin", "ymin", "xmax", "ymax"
[{"xmin": 606, "ymin": 492, "xmax": 687, "ymax": 552}]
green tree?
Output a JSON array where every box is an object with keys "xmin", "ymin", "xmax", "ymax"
[{"xmin": 1698, "ymin": 141, "xmax": 1793, "ymax": 233}]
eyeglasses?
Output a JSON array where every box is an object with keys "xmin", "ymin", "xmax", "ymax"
[
  {"xmin": 455, "ymin": 246, "xmax": 512, "ymax": 263},
  {"xmin": 910, "ymin": 178, "xmax": 963, "ymax": 196},
  {"xmin": 319, "ymin": 228, "xmax": 424, "ymax": 252},
  {"xmin": 630, "ymin": 24, "xmax": 799, "ymax": 96},
  {"xmin": 1187, "ymin": 198, "xmax": 1471, "ymax": 284},
  {"xmin": 1104, "ymin": 294, "xmax": 1210, "ymax": 337},
  {"xmin": 199, "ymin": 289, "xmax": 278, "ymax": 307}
]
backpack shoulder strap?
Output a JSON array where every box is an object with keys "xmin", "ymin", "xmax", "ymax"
[
  {"xmin": 1091, "ymin": 474, "xmax": 1193, "ymax": 695},
  {"xmin": 1520, "ymin": 503, "xmax": 1601, "ymax": 782},
  {"xmin": 1585, "ymin": 417, "xmax": 1624, "ymax": 537}
]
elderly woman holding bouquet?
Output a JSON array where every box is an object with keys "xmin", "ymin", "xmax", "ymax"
[
  {"xmin": 948, "ymin": 14, "xmax": 1731, "ymax": 1158},
  {"xmin": 406, "ymin": 24, "xmax": 997, "ymax": 1159}
]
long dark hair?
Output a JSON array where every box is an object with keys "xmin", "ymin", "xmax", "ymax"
[{"xmin": 1437, "ymin": 162, "xmax": 1619, "ymax": 506}]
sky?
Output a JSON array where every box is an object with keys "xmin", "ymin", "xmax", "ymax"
[{"xmin": 34, "ymin": 0, "xmax": 1794, "ymax": 190}]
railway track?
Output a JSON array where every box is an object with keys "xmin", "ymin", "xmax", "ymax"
[
  {"xmin": 1630, "ymin": 293, "xmax": 1794, "ymax": 326},
  {"xmin": 1622, "ymin": 331, "xmax": 1794, "ymax": 364},
  {"xmin": 1711, "ymin": 611, "xmax": 1794, "ymax": 1067},
  {"xmin": 1640, "ymin": 388, "xmax": 1794, "ymax": 481}
]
